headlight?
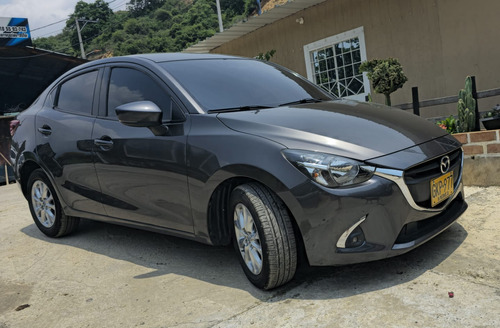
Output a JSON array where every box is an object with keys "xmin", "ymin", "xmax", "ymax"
[{"xmin": 282, "ymin": 150, "xmax": 376, "ymax": 188}]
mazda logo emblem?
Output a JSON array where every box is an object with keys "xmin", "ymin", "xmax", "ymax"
[{"xmin": 440, "ymin": 156, "xmax": 451, "ymax": 174}]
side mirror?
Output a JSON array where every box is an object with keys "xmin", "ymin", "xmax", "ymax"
[{"xmin": 115, "ymin": 101, "xmax": 162, "ymax": 127}]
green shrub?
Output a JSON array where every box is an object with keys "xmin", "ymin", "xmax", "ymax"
[
  {"xmin": 436, "ymin": 115, "xmax": 457, "ymax": 134},
  {"xmin": 359, "ymin": 58, "xmax": 408, "ymax": 106}
]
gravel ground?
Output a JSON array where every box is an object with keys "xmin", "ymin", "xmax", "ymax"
[{"xmin": 1, "ymin": 183, "xmax": 499, "ymax": 328}]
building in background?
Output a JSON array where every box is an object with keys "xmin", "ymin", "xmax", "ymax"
[{"xmin": 186, "ymin": 0, "xmax": 500, "ymax": 118}]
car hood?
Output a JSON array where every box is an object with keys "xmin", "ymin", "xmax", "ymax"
[{"xmin": 216, "ymin": 99, "xmax": 451, "ymax": 161}]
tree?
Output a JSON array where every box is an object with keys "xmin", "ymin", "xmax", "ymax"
[
  {"xmin": 359, "ymin": 58, "xmax": 408, "ymax": 106},
  {"xmin": 169, "ymin": 0, "xmax": 219, "ymax": 50},
  {"xmin": 66, "ymin": 0, "xmax": 113, "ymax": 54},
  {"xmin": 243, "ymin": 0, "xmax": 259, "ymax": 16},
  {"xmin": 87, "ymin": 10, "xmax": 129, "ymax": 54},
  {"xmin": 128, "ymin": 0, "xmax": 166, "ymax": 17},
  {"xmin": 220, "ymin": 0, "xmax": 259, "ymax": 25},
  {"xmin": 33, "ymin": 30, "xmax": 74, "ymax": 55},
  {"xmin": 33, "ymin": 0, "xmax": 255, "ymax": 57},
  {"xmin": 220, "ymin": 0, "xmax": 245, "ymax": 16}
]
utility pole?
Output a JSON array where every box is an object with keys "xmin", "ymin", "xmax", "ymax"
[
  {"xmin": 215, "ymin": 0, "xmax": 223, "ymax": 32},
  {"xmin": 75, "ymin": 18, "xmax": 98, "ymax": 59},
  {"xmin": 75, "ymin": 19, "xmax": 86, "ymax": 59}
]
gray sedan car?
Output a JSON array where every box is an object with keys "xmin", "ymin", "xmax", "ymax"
[{"xmin": 11, "ymin": 53, "xmax": 467, "ymax": 289}]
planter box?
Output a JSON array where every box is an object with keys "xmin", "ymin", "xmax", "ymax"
[{"xmin": 481, "ymin": 117, "xmax": 500, "ymax": 130}]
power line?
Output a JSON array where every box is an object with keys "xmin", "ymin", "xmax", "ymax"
[
  {"xmin": 34, "ymin": 29, "xmax": 67, "ymax": 39},
  {"xmin": 30, "ymin": 17, "xmax": 68, "ymax": 32},
  {"xmin": 29, "ymin": 0, "xmax": 120, "ymax": 32},
  {"xmin": 30, "ymin": 0, "xmax": 128, "ymax": 39}
]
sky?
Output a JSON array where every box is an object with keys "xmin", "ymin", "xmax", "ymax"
[{"xmin": 0, "ymin": 0, "xmax": 128, "ymax": 39}]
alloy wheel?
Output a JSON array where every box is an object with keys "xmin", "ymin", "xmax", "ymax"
[
  {"xmin": 31, "ymin": 180, "xmax": 56, "ymax": 228},
  {"xmin": 233, "ymin": 203, "xmax": 263, "ymax": 275}
]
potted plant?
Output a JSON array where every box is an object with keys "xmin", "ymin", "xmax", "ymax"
[
  {"xmin": 436, "ymin": 115, "xmax": 457, "ymax": 134},
  {"xmin": 456, "ymin": 76, "xmax": 476, "ymax": 132},
  {"xmin": 481, "ymin": 104, "xmax": 500, "ymax": 130},
  {"xmin": 359, "ymin": 58, "xmax": 408, "ymax": 106}
]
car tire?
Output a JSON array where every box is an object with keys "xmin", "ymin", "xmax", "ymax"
[
  {"xmin": 230, "ymin": 183, "xmax": 297, "ymax": 290},
  {"xmin": 27, "ymin": 169, "xmax": 79, "ymax": 237}
]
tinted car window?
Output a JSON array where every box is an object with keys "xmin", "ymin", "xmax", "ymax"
[
  {"xmin": 57, "ymin": 70, "xmax": 98, "ymax": 115},
  {"xmin": 160, "ymin": 59, "xmax": 333, "ymax": 112},
  {"xmin": 107, "ymin": 68, "xmax": 174, "ymax": 120}
]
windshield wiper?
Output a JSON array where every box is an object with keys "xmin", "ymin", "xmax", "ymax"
[
  {"xmin": 279, "ymin": 98, "xmax": 324, "ymax": 106},
  {"xmin": 208, "ymin": 105, "xmax": 273, "ymax": 113}
]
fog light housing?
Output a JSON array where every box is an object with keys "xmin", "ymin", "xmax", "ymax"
[
  {"xmin": 344, "ymin": 226, "xmax": 365, "ymax": 248},
  {"xmin": 336, "ymin": 216, "xmax": 366, "ymax": 249}
]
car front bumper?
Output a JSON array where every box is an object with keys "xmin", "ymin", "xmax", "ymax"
[{"xmin": 290, "ymin": 167, "xmax": 467, "ymax": 267}]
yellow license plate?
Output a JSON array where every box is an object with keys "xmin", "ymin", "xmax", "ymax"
[{"xmin": 430, "ymin": 171, "xmax": 454, "ymax": 207}]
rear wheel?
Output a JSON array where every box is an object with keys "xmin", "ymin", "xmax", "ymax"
[
  {"xmin": 230, "ymin": 183, "xmax": 297, "ymax": 290},
  {"xmin": 27, "ymin": 169, "xmax": 79, "ymax": 237}
]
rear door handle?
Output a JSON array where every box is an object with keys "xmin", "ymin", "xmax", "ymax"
[
  {"xmin": 94, "ymin": 137, "xmax": 114, "ymax": 151},
  {"xmin": 37, "ymin": 125, "xmax": 52, "ymax": 136}
]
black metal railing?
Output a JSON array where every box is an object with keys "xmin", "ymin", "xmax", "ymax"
[{"xmin": 393, "ymin": 76, "xmax": 500, "ymax": 131}]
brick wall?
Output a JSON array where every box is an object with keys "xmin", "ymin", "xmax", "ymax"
[
  {"xmin": 453, "ymin": 130, "xmax": 500, "ymax": 186},
  {"xmin": 454, "ymin": 130, "xmax": 500, "ymax": 158}
]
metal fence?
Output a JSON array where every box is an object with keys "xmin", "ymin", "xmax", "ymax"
[{"xmin": 393, "ymin": 76, "xmax": 500, "ymax": 130}]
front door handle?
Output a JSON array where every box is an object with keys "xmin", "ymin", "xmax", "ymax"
[
  {"xmin": 94, "ymin": 137, "xmax": 114, "ymax": 151},
  {"xmin": 37, "ymin": 125, "xmax": 52, "ymax": 136}
]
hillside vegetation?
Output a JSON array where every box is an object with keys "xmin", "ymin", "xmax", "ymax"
[{"xmin": 34, "ymin": 0, "xmax": 259, "ymax": 57}]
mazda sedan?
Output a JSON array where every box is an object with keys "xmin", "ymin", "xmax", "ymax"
[{"xmin": 11, "ymin": 53, "xmax": 467, "ymax": 289}]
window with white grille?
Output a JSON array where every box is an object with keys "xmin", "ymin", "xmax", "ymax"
[{"xmin": 304, "ymin": 27, "xmax": 370, "ymax": 101}]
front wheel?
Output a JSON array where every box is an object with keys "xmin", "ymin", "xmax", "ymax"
[
  {"xmin": 27, "ymin": 169, "xmax": 79, "ymax": 237},
  {"xmin": 230, "ymin": 183, "xmax": 297, "ymax": 290}
]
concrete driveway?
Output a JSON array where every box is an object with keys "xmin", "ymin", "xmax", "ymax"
[{"xmin": 1, "ymin": 183, "xmax": 499, "ymax": 328}]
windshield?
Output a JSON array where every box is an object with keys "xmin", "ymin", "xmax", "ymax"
[{"xmin": 160, "ymin": 59, "xmax": 334, "ymax": 112}]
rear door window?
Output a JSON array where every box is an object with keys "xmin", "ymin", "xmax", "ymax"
[{"xmin": 56, "ymin": 70, "xmax": 98, "ymax": 115}]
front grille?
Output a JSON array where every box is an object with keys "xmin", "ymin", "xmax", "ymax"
[
  {"xmin": 403, "ymin": 149, "xmax": 462, "ymax": 208},
  {"xmin": 394, "ymin": 194, "xmax": 466, "ymax": 245}
]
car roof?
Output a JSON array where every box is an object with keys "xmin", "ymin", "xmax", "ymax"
[
  {"xmin": 51, "ymin": 53, "xmax": 251, "ymax": 91},
  {"xmin": 71, "ymin": 53, "xmax": 246, "ymax": 72},
  {"xmin": 84, "ymin": 53, "xmax": 242, "ymax": 67},
  {"xmin": 130, "ymin": 53, "xmax": 241, "ymax": 63}
]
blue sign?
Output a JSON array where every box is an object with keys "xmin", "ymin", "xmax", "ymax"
[{"xmin": 0, "ymin": 17, "xmax": 32, "ymax": 47}]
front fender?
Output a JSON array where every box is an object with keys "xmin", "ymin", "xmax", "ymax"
[
  {"xmin": 189, "ymin": 160, "xmax": 308, "ymax": 243},
  {"xmin": 186, "ymin": 114, "xmax": 309, "ymax": 243}
]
